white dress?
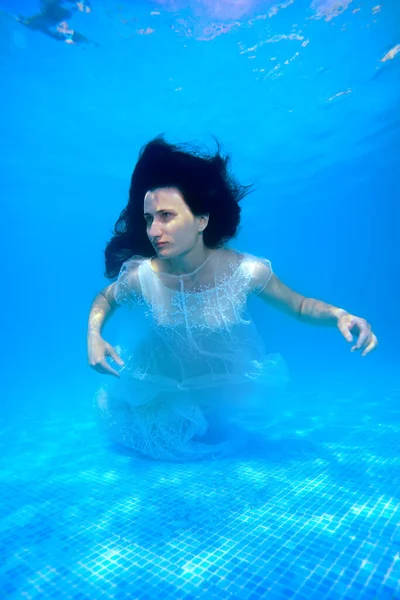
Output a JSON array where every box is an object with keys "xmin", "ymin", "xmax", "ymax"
[{"xmin": 96, "ymin": 248, "xmax": 289, "ymax": 460}]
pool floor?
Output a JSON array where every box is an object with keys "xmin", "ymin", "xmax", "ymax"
[{"xmin": 1, "ymin": 384, "xmax": 399, "ymax": 599}]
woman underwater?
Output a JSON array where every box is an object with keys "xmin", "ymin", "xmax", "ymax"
[{"xmin": 87, "ymin": 137, "xmax": 378, "ymax": 461}]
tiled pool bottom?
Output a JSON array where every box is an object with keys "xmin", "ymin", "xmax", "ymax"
[{"xmin": 1, "ymin": 388, "xmax": 400, "ymax": 600}]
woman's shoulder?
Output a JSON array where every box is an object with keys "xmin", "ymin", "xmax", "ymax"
[
  {"xmin": 119, "ymin": 254, "xmax": 151, "ymax": 270},
  {"xmin": 226, "ymin": 248, "xmax": 273, "ymax": 293},
  {"xmin": 112, "ymin": 255, "xmax": 151, "ymax": 305},
  {"xmin": 116, "ymin": 254, "xmax": 155, "ymax": 280},
  {"xmin": 225, "ymin": 247, "xmax": 271, "ymax": 267}
]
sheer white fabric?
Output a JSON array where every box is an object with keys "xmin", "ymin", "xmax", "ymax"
[{"xmin": 96, "ymin": 248, "xmax": 289, "ymax": 460}]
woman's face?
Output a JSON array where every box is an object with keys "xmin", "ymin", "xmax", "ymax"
[{"xmin": 144, "ymin": 187, "xmax": 208, "ymax": 257}]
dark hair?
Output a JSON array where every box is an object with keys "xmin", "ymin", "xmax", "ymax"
[{"xmin": 104, "ymin": 135, "xmax": 251, "ymax": 279}]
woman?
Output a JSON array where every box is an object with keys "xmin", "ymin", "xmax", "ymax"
[{"xmin": 87, "ymin": 137, "xmax": 378, "ymax": 461}]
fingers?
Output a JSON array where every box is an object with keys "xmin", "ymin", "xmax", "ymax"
[
  {"xmin": 353, "ymin": 320, "xmax": 371, "ymax": 350},
  {"xmin": 88, "ymin": 340, "xmax": 124, "ymax": 378},
  {"xmin": 351, "ymin": 330, "xmax": 378, "ymax": 356},
  {"xmin": 88, "ymin": 353, "xmax": 121, "ymax": 377},
  {"xmin": 337, "ymin": 317, "xmax": 355, "ymax": 343},
  {"xmin": 100, "ymin": 360, "xmax": 120, "ymax": 377},
  {"xmin": 361, "ymin": 333, "xmax": 378, "ymax": 357},
  {"xmin": 107, "ymin": 345, "xmax": 125, "ymax": 366},
  {"xmin": 337, "ymin": 315, "xmax": 378, "ymax": 357},
  {"xmin": 92, "ymin": 360, "xmax": 120, "ymax": 378}
]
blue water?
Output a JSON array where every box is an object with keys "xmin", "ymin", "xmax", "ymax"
[{"xmin": 1, "ymin": 0, "xmax": 399, "ymax": 598}]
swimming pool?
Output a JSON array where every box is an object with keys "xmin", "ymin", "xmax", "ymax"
[{"xmin": 1, "ymin": 0, "xmax": 399, "ymax": 598}]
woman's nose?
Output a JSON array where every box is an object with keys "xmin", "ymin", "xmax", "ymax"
[{"xmin": 148, "ymin": 221, "xmax": 162, "ymax": 237}]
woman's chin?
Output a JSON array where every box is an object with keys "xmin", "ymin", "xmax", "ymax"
[{"xmin": 156, "ymin": 246, "xmax": 169, "ymax": 255}]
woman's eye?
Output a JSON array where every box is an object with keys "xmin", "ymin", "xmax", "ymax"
[{"xmin": 144, "ymin": 212, "xmax": 172, "ymax": 225}]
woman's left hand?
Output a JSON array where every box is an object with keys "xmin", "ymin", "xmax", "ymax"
[{"xmin": 336, "ymin": 312, "xmax": 378, "ymax": 356}]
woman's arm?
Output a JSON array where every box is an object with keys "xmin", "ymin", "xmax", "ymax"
[
  {"xmin": 87, "ymin": 284, "xmax": 118, "ymax": 338},
  {"xmin": 87, "ymin": 284, "xmax": 125, "ymax": 377},
  {"xmin": 258, "ymin": 273, "xmax": 378, "ymax": 355},
  {"xmin": 87, "ymin": 260, "xmax": 142, "ymax": 376},
  {"xmin": 258, "ymin": 274, "xmax": 344, "ymax": 325},
  {"xmin": 260, "ymin": 274, "xmax": 346, "ymax": 325}
]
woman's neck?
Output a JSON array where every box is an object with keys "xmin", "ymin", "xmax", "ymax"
[{"xmin": 154, "ymin": 242, "xmax": 217, "ymax": 276}]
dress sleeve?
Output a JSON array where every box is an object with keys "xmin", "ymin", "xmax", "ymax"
[
  {"xmin": 113, "ymin": 256, "xmax": 144, "ymax": 306},
  {"xmin": 243, "ymin": 255, "xmax": 273, "ymax": 296}
]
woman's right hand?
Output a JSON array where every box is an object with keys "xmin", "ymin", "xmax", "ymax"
[{"xmin": 87, "ymin": 332, "xmax": 124, "ymax": 377}]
